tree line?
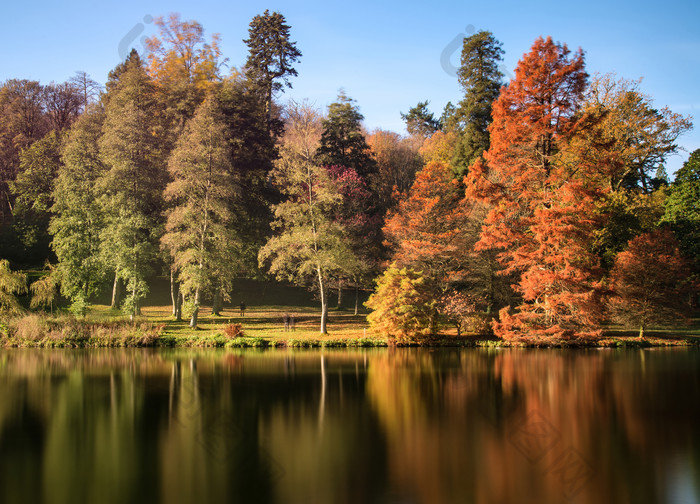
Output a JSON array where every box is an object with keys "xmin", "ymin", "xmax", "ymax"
[{"xmin": 0, "ymin": 14, "xmax": 697, "ymax": 339}]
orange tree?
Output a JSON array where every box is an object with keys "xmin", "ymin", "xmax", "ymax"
[
  {"xmin": 608, "ymin": 229, "xmax": 692, "ymax": 338},
  {"xmin": 465, "ymin": 36, "xmax": 606, "ymax": 341}
]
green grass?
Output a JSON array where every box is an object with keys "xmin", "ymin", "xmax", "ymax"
[{"xmin": 4, "ymin": 277, "xmax": 700, "ymax": 348}]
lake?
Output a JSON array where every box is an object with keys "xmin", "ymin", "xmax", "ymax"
[{"xmin": 0, "ymin": 347, "xmax": 698, "ymax": 504}]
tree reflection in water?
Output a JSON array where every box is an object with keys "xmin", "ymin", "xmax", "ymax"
[{"xmin": 0, "ymin": 348, "xmax": 698, "ymax": 504}]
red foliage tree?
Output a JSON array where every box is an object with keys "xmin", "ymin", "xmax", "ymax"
[
  {"xmin": 465, "ymin": 36, "xmax": 605, "ymax": 340},
  {"xmin": 608, "ymin": 229, "xmax": 692, "ymax": 338}
]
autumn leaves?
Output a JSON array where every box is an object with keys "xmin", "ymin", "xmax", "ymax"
[{"xmin": 372, "ymin": 36, "xmax": 694, "ymax": 342}]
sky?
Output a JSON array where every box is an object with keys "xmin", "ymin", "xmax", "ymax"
[{"xmin": 1, "ymin": 0, "xmax": 698, "ymax": 174}]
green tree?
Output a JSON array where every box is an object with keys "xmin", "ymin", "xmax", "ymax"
[
  {"xmin": 50, "ymin": 108, "xmax": 107, "ymax": 314},
  {"xmin": 243, "ymin": 9, "xmax": 302, "ymax": 134},
  {"xmin": 400, "ymin": 100, "xmax": 441, "ymax": 138},
  {"xmin": 162, "ymin": 96, "xmax": 239, "ymax": 328},
  {"xmin": 0, "ymin": 259, "xmax": 27, "ymax": 315},
  {"xmin": 145, "ymin": 15, "xmax": 228, "ymax": 313},
  {"xmin": 10, "ymin": 130, "xmax": 62, "ymax": 260},
  {"xmin": 218, "ymin": 73, "xmax": 278, "ymax": 270},
  {"xmin": 663, "ymin": 149, "xmax": 700, "ymax": 269},
  {"xmin": 99, "ymin": 51, "xmax": 166, "ymax": 320},
  {"xmin": 452, "ymin": 31, "xmax": 504, "ymax": 176},
  {"xmin": 259, "ymin": 101, "xmax": 353, "ymax": 333},
  {"xmin": 30, "ymin": 261, "xmax": 59, "ymax": 314},
  {"xmin": 317, "ymin": 91, "xmax": 376, "ymax": 178},
  {"xmin": 592, "ymin": 189, "xmax": 666, "ymax": 269}
]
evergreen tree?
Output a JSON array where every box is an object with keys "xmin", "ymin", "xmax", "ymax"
[
  {"xmin": 50, "ymin": 108, "xmax": 108, "ymax": 313},
  {"xmin": 99, "ymin": 51, "xmax": 166, "ymax": 319},
  {"xmin": 400, "ymin": 100, "xmax": 441, "ymax": 137},
  {"xmin": 663, "ymin": 148, "xmax": 700, "ymax": 268},
  {"xmin": 218, "ymin": 73, "xmax": 277, "ymax": 271},
  {"xmin": 452, "ymin": 31, "xmax": 504, "ymax": 176},
  {"xmin": 162, "ymin": 96, "xmax": 239, "ymax": 328},
  {"xmin": 317, "ymin": 91, "xmax": 376, "ymax": 178},
  {"xmin": 243, "ymin": 10, "xmax": 302, "ymax": 134}
]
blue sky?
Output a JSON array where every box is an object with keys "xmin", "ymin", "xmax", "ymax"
[{"xmin": 1, "ymin": 0, "xmax": 698, "ymax": 174}]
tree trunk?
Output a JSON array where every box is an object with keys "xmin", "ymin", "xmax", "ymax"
[
  {"xmin": 337, "ymin": 282, "xmax": 343, "ymax": 309},
  {"xmin": 129, "ymin": 278, "xmax": 137, "ymax": 322},
  {"xmin": 211, "ymin": 289, "xmax": 222, "ymax": 316},
  {"xmin": 190, "ymin": 288, "xmax": 200, "ymax": 328},
  {"xmin": 170, "ymin": 268, "xmax": 177, "ymax": 316},
  {"xmin": 639, "ymin": 324, "xmax": 645, "ymax": 340},
  {"xmin": 111, "ymin": 272, "xmax": 121, "ymax": 309},
  {"xmin": 354, "ymin": 286, "xmax": 359, "ymax": 316},
  {"xmin": 175, "ymin": 291, "xmax": 183, "ymax": 321},
  {"xmin": 317, "ymin": 267, "xmax": 328, "ymax": 334}
]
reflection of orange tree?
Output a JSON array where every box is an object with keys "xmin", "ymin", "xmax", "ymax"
[{"xmin": 367, "ymin": 349, "xmax": 700, "ymax": 503}]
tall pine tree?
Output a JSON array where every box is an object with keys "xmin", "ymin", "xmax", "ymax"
[
  {"xmin": 452, "ymin": 31, "xmax": 504, "ymax": 176},
  {"xmin": 162, "ymin": 95, "xmax": 239, "ymax": 328},
  {"xmin": 317, "ymin": 91, "xmax": 376, "ymax": 178},
  {"xmin": 99, "ymin": 51, "xmax": 166, "ymax": 319},
  {"xmin": 50, "ymin": 108, "xmax": 108, "ymax": 314},
  {"xmin": 243, "ymin": 9, "xmax": 302, "ymax": 135}
]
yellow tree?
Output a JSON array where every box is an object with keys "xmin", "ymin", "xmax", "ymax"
[{"xmin": 145, "ymin": 13, "xmax": 223, "ymax": 94}]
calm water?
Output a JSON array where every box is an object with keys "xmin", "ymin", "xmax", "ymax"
[{"xmin": 0, "ymin": 347, "xmax": 699, "ymax": 504}]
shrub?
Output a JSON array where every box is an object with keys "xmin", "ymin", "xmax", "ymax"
[
  {"xmin": 13, "ymin": 313, "xmax": 46, "ymax": 341},
  {"xmin": 223, "ymin": 323, "xmax": 244, "ymax": 339}
]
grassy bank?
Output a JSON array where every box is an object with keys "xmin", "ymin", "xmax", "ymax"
[
  {"xmin": 2, "ymin": 302, "xmax": 699, "ymax": 348},
  {"xmin": 2, "ymin": 278, "xmax": 699, "ymax": 348}
]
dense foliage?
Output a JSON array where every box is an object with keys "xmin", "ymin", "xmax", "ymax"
[{"xmin": 0, "ymin": 14, "xmax": 696, "ymax": 341}]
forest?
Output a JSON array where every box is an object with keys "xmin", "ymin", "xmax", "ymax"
[{"xmin": 0, "ymin": 10, "xmax": 698, "ymax": 342}]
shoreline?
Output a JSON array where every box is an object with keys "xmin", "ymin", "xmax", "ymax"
[
  {"xmin": 3, "ymin": 308, "xmax": 698, "ymax": 349},
  {"xmin": 2, "ymin": 333, "xmax": 698, "ymax": 349}
]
